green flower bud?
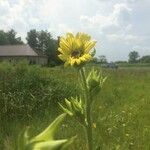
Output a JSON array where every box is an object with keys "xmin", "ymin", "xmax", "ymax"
[
  {"xmin": 59, "ymin": 97, "xmax": 85, "ymax": 126},
  {"xmin": 86, "ymin": 68, "xmax": 107, "ymax": 97}
]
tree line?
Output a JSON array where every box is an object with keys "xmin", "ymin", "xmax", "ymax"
[
  {"xmin": 128, "ymin": 51, "xmax": 150, "ymax": 63},
  {"xmin": 93, "ymin": 52, "xmax": 150, "ymax": 64},
  {"xmin": 0, "ymin": 29, "xmax": 61, "ymax": 66},
  {"xmin": 0, "ymin": 29, "xmax": 150, "ymax": 65}
]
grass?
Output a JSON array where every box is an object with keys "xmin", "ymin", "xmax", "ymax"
[{"xmin": 0, "ymin": 62, "xmax": 150, "ymax": 150}]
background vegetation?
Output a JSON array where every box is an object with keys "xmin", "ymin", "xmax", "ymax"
[
  {"xmin": 0, "ymin": 62, "xmax": 149, "ymax": 150},
  {"xmin": 1, "ymin": 29, "xmax": 150, "ymax": 67},
  {"xmin": 0, "ymin": 29, "xmax": 61, "ymax": 66}
]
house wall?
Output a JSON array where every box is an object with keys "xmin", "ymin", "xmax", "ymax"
[{"xmin": 0, "ymin": 56, "xmax": 48, "ymax": 65}]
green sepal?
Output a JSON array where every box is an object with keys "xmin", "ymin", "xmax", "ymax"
[
  {"xmin": 86, "ymin": 68, "xmax": 107, "ymax": 99},
  {"xmin": 30, "ymin": 113, "xmax": 66, "ymax": 142},
  {"xmin": 59, "ymin": 103, "xmax": 73, "ymax": 116}
]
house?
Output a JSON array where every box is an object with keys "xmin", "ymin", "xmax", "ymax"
[{"xmin": 0, "ymin": 45, "xmax": 48, "ymax": 65}]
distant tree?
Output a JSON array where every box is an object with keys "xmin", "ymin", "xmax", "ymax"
[
  {"xmin": 37, "ymin": 30, "xmax": 52, "ymax": 54},
  {"xmin": 0, "ymin": 29, "xmax": 23, "ymax": 45},
  {"xmin": 128, "ymin": 51, "xmax": 139, "ymax": 63},
  {"xmin": 46, "ymin": 39, "xmax": 61, "ymax": 65},
  {"xmin": 98, "ymin": 55, "xmax": 107, "ymax": 63},
  {"xmin": 115, "ymin": 61, "xmax": 128, "ymax": 64},
  {"xmin": 26, "ymin": 29, "xmax": 60, "ymax": 66},
  {"xmin": 0, "ymin": 30, "xmax": 9, "ymax": 45},
  {"xmin": 26, "ymin": 29, "xmax": 38, "ymax": 50},
  {"xmin": 91, "ymin": 57, "xmax": 98, "ymax": 63},
  {"xmin": 6, "ymin": 29, "xmax": 23, "ymax": 45},
  {"xmin": 139, "ymin": 55, "xmax": 150, "ymax": 63}
]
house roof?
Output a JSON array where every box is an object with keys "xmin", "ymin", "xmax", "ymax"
[{"xmin": 0, "ymin": 45, "xmax": 38, "ymax": 56}]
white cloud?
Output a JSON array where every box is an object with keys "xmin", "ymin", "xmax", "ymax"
[
  {"xmin": 80, "ymin": 3, "xmax": 132, "ymax": 33},
  {"xmin": 106, "ymin": 34, "xmax": 143, "ymax": 44},
  {"xmin": 0, "ymin": 0, "xmax": 10, "ymax": 15}
]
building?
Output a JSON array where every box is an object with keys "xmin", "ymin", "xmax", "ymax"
[{"xmin": 0, "ymin": 45, "xmax": 48, "ymax": 65}]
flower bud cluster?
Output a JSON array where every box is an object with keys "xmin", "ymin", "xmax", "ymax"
[
  {"xmin": 86, "ymin": 68, "xmax": 107, "ymax": 98},
  {"xmin": 59, "ymin": 97, "xmax": 85, "ymax": 126}
]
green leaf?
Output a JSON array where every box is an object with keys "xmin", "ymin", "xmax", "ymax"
[
  {"xmin": 32, "ymin": 136, "xmax": 76, "ymax": 150},
  {"xmin": 65, "ymin": 98, "xmax": 73, "ymax": 112},
  {"xmin": 30, "ymin": 113, "xmax": 66, "ymax": 143},
  {"xmin": 61, "ymin": 136, "xmax": 77, "ymax": 150},
  {"xmin": 59, "ymin": 103, "xmax": 73, "ymax": 116},
  {"xmin": 32, "ymin": 139, "xmax": 68, "ymax": 150}
]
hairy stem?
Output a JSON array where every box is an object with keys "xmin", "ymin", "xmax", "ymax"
[{"xmin": 80, "ymin": 67, "xmax": 93, "ymax": 150}]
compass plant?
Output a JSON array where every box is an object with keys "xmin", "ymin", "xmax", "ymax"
[{"xmin": 59, "ymin": 32, "xmax": 106, "ymax": 150}]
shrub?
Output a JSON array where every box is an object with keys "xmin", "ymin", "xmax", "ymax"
[{"xmin": 0, "ymin": 62, "xmax": 78, "ymax": 122}]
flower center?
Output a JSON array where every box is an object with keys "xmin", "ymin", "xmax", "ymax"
[{"xmin": 71, "ymin": 50, "xmax": 82, "ymax": 58}]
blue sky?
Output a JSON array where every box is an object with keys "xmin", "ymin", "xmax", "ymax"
[{"xmin": 0, "ymin": 0, "xmax": 150, "ymax": 61}]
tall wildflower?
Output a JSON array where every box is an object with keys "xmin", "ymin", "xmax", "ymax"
[{"xmin": 59, "ymin": 32, "xmax": 106, "ymax": 150}]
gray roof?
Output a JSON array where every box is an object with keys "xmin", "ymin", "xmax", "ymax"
[{"xmin": 0, "ymin": 45, "xmax": 38, "ymax": 56}]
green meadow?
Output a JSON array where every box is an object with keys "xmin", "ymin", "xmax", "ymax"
[{"xmin": 0, "ymin": 62, "xmax": 150, "ymax": 150}]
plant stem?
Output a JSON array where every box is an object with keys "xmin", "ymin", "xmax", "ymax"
[{"xmin": 80, "ymin": 67, "xmax": 93, "ymax": 150}]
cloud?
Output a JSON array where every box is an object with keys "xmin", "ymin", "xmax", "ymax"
[
  {"xmin": 80, "ymin": 3, "xmax": 132, "ymax": 33},
  {"xmin": 106, "ymin": 34, "xmax": 143, "ymax": 44}
]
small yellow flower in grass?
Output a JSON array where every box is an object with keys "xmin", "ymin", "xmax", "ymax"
[
  {"xmin": 92, "ymin": 123, "xmax": 97, "ymax": 128},
  {"xmin": 58, "ymin": 32, "xmax": 96, "ymax": 67}
]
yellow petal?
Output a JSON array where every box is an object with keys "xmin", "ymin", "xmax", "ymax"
[
  {"xmin": 75, "ymin": 58, "xmax": 81, "ymax": 65},
  {"xmin": 58, "ymin": 54, "xmax": 68, "ymax": 61},
  {"xmin": 84, "ymin": 41, "xmax": 96, "ymax": 53},
  {"xmin": 60, "ymin": 39, "xmax": 71, "ymax": 54},
  {"xmin": 58, "ymin": 48, "xmax": 64, "ymax": 54},
  {"xmin": 66, "ymin": 32, "xmax": 74, "ymax": 38},
  {"xmin": 76, "ymin": 32, "xmax": 91, "ymax": 42},
  {"xmin": 83, "ymin": 54, "xmax": 92, "ymax": 60},
  {"xmin": 70, "ymin": 58, "xmax": 76, "ymax": 66},
  {"xmin": 80, "ymin": 56, "xmax": 86, "ymax": 62},
  {"xmin": 76, "ymin": 39, "xmax": 82, "ymax": 48}
]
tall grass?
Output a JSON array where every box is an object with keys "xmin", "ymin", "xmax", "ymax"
[{"xmin": 0, "ymin": 62, "xmax": 150, "ymax": 149}]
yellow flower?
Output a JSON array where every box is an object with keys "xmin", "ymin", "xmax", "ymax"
[{"xmin": 58, "ymin": 32, "xmax": 96, "ymax": 67}]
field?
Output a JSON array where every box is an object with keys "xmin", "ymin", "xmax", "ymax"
[{"xmin": 0, "ymin": 62, "xmax": 150, "ymax": 150}]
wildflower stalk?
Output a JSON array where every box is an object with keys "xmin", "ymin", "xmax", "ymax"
[
  {"xmin": 58, "ymin": 32, "xmax": 106, "ymax": 149},
  {"xmin": 80, "ymin": 67, "xmax": 93, "ymax": 150}
]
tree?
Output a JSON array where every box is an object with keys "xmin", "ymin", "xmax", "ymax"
[
  {"xmin": 128, "ymin": 51, "xmax": 139, "ymax": 63},
  {"xmin": 26, "ymin": 29, "xmax": 60, "ymax": 66},
  {"xmin": 27, "ymin": 30, "xmax": 54, "ymax": 54},
  {"xmin": 6, "ymin": 29, "xmax": 23, "ymax": 45},
  {"xmin": 0, "ymin": 30, "xmax": 9, "ymax": 45},
  {"xmin": 139, "ymin": 55, "xmax": 150, "ymax": 63},
  {"xmin": 37, "ymin": 30, "xmax": 52, "ymax": 54},
  {"xmin": 91, "ymin": 57, "xmax": 98, "ymax": 63},
  {"xmin": 98, "ymin": 55, "xmax": 107, "ymax": 63},
  {"xmin": 0, "ymin": 29, "xmax": 23, "ymax": 45},
  {"xmin": 26, "ymin": 29, "xmax": 38, "ymax": 50}
]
